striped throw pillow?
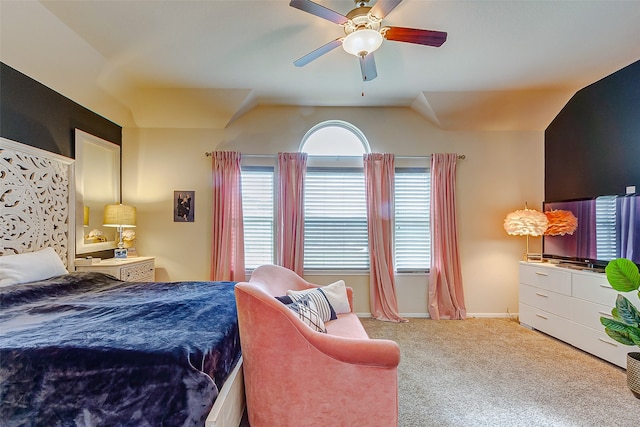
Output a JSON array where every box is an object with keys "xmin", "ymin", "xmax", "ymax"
[
  {"xmin": 287, "ymin": 288, "xmax": 337, "ymax": 322},
  {"xmin": 285, "ymin": 296, "xmax": 326, "ymax": 333}
]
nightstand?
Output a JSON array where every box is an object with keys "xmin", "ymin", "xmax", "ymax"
[{"xmin": 75, "ymin": 256, "xmax": 155, "ymax": 282}]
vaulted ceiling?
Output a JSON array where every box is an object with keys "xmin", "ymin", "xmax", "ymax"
[{"xmin": 2, "ymin": 0, "xmax": 639, "ymax": 130}]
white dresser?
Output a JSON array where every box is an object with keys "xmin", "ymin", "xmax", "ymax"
[
  {"xmin": 519, "ymin": 261, "xmax": 640, "ymax": 368},
  {"xmin": 75, "ymin": 256, "xmax": 155, "ymax": 282}
]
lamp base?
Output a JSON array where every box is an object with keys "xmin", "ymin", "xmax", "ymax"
[
  {"xmin": 526, "ymin": 253, "xmax": 543, "ymax": 262},
  {"xmin": 114, "ymin": 248, "xmax": 128, "ymax": 259}
]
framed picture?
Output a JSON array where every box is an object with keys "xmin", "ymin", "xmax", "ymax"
[{"xmin": 174, "ymin": 191, "xmax": 195, "ymax": 222}]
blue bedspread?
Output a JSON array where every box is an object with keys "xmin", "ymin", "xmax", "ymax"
[{"xmin": 0, "ymin": 272, "xmax": 240, "ymax": 427}]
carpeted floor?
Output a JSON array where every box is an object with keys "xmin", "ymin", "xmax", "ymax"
[
  {"xmin": 361, "ymin": 317, "xmax": 640, "ymax": 427},
  {"xmin": 240, "ymin": 317, "xmax": 640, "ymax": 426}
]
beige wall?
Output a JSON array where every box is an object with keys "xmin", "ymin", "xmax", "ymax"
[{"xmin": 122, "ymin": 105, "xmax": 544, "ymax": 317}]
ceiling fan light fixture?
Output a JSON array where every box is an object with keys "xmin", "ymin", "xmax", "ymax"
[{"xmin": 342, "ymin": 29, "xmax": 383, "ymax": 57}]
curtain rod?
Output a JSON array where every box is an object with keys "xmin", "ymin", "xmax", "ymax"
[{"xmin": 205, "ymin": 152, "xmax": 465, "ymax": 159}]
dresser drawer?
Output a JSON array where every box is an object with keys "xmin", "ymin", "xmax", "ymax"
[
  {"xmin": 519, "ymin": 263, "xmax": 571, "ymax": 295},
  {"xmin": 520, "ymin": 283, "xmax": 573, "ymax": 316},
  {"xmin": 572, "ymin": 272, "xmax": 617, "ymax": 305},
  {"xmin": 121, "ymin": 260, "xmax": 155, "ymax": 282},
  {"xmin": 519, "ymin": 303, "xmax": 574, "ymax": 345},
  {"xmin": 572, "ymin": 270, "xmax": 640, "ymax": 307},
  {"xmin": 570, "ymin": 322, "xmax": 630, "ymax": 368},
  {"xmin": 572, "ymin": 297, "xmax": 613, "ymax": 331}
]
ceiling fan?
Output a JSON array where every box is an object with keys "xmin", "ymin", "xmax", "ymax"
[{"xmin": 290, "ymin": 0, "xmax": 447, "ymax": 81}]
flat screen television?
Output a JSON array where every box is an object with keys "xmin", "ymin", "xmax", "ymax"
[{"xmin": 542, "ymin": 194, "xmax": 640, "ymax": 268}]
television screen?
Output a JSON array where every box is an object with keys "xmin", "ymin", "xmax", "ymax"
[{"xmin": 543, "ymin": 194, "xmax": 640, "ymax": 267}]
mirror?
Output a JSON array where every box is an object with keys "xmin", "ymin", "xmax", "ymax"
[{"xmin": 75, "ymin": 129, "xmax": 121, "ymax": 255}]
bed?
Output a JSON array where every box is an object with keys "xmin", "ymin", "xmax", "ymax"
[{"xmin": 0, "ymin": 136, "xmax": 245, "ymax": 427}]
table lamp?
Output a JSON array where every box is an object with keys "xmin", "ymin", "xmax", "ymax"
[
  {"xmin": 504, "ymin": 205, "xmax": 548, "ymax": 262},
  {"xmin": 103, "ymin": 204, "xmax": 137, "ymax": 259}
]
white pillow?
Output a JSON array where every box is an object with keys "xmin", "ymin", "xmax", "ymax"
[
  {"xmin": 0, "ymin": 247, "xmax": 68, "ymax": 287},
  {"xmin": 288, "ymin": 280, "xmax": 351, "ymax": 314}
]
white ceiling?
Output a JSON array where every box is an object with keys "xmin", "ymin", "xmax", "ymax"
[{"xmin": 2, "ymin": 0, "xmax": 640, "ymax": 130}]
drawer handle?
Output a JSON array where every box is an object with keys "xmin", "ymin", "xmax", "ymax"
[
  {"xmin": 598, "ymin": 338, "xmax": 618, "ymax": 347},
  {"xmin": 535, "ymin": 272, "xmax": 549, "ymax": 277},
  {"xmin": 535, "ymin": 313, "xmax": 548, "ymax": 320},
  {"xmin": 535, "ymin": 292, "xmax": 549, "ymax": 298},
  {"xmin": 599, "ymin": 284, "xmax": 614, "ymax": 290}
]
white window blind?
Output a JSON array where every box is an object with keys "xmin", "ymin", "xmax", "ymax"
[
  {"xmin": 241, "ymin": 167, "xmax": 274, "ymax": 269},
  {"xmin": 395, "ymin": 169, "xmax": 431, "ymax": 272},
  {"xmin": 304, "ymin": 169, "xmax": 369, "ymax": 270},
  {"xmin": 241, "ymin": 162, "xmax": 432, "ymax": 273},
  {"xmin": 595, "ymin": 195, "xmax": 617, "ymax": 261}
]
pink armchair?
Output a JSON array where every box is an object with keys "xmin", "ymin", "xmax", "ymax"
[{"xmin": 234, "ymin": 264, "xmax": 400, "ymax": 427}]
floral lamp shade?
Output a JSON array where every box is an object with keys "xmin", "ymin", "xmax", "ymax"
[
  {"xmin": 504, "ymin": 207, "xmax": 549, "ymax": 261},
  {"xmin": 503, "ymin": 208, "xmax": 549, "ymax": 236},
  {"xmin": 544, "ymin": 209, "xmax": 578, "ymax": 236}
]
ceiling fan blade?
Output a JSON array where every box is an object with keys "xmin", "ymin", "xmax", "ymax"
[
  {"xmin": 294, "ymin": 38, "xmax": 343, "ymax": 67},
  {"xmin": 289, "ymin": 0, "xmax": 349, "ymax": 25},
  {"xmin": 359, "ymin": 53, "xmax": 378, "ymax": 81},
  {"xmin": 369, "ymin": 0, "xmax": 403, "ymax": 20},
  {"xmin": 384, "ymin": 26, "xmax": 447, "ymax": 47}
]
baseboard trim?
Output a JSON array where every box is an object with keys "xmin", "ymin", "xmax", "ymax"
[
  {"xmin": 356, "ymin": 312, "xmax": 430, "ymax": 318},
  {"xmin": 468, "ymin": 312, "xmax": 519, "ymax": 319},
  {"xmin": 357, "ymin": 312, "xmax": 519, "ymax": 319},
  {"xmin": 401, "ymin": 313, "xmax": 431, "ymax": 318}
]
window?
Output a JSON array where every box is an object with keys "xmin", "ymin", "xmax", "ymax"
[
  {"xmin": 240, "ymin": 120, "xmax": 431, "ymax": 273},
  {"xmin": 301, "ymin": 120, "xmax": 370, "ymax": 155},
  {"xmin": 304, "ymin": 168, "xmax": 369, "ymax": 270},
  {"xmin": 241, "ymin": 167, "xmax": 274, "ymax": 269},
  {"xmin": 395, "ymin": 169, "xmax": 430, "ymax": 272},
  {"xmin": 595, "ymin": 195, "xmax": 617, "ymax": 261},
  {"xmin": 301, "ymin": 121, "xmax": 370, "ymax": 271}
]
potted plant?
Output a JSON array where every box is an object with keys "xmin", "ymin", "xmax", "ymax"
[{"xmin": 599, "ymin": 258, "xmax": 640, "ymax": 398}]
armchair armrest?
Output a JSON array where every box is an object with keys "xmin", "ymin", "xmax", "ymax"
[{"xmin": 302, "ymin": 330, "xmax": 400, "ymax": 367}]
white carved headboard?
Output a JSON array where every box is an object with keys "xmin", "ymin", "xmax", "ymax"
[{"xmin": 0, "ymin": 137, "xmax": 75, "ymax": 268}]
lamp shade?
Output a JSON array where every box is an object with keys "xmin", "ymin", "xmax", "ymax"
[
  {"xmin": 103, "ymin": 204, "xmax": 137, "ymax": 228},
  {"xmin": 83, "ymin": 206, "xmax": 90, "ymax": 227},
  {"xmin": 544, "ymin": 209, "xmax": 578, "ymax": 236},
  {"xmin": 503, "ymin": 208, "xmax": 548, "ymax": 236},
  {"xmin": 342, "ymin": 29, "xmax": 383, "ymax": 57}
]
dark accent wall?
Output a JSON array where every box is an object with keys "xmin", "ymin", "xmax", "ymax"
[
  {"xmin": 1, "ymin": 63, "xmax": 122, "ymax": 260},
  {"xmin": 545, "ymin": 59, "xmax": 640, "ymax": 201},
  {"xmin": 0, "ymin": 62, "xmax": 121, "ymax": 158}
]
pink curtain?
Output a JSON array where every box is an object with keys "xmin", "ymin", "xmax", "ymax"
[
  {"xmin": 211, "ymin": 151, "xmax": 246, "ymax": 282},
  {"xmin": 364, "ymin": 153, "xmax": 406, "ymax": 323},
  {"xmin": 429, "ymin": 153, "xmax": 466, "ymax": 320},
  {"xmin": 276, "ymin": 152, "xmax": 308, "ymax": 276}
]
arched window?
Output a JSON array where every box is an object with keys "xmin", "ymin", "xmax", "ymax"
[
  {"xmin": 300, "ymin": 120, "xmax": 370, "ymax": 156},
  {"xmin": 241, "ymin": 120, "xmax": 430, "ymax": 273}
]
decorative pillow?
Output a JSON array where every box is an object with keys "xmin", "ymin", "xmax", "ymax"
[
  {"xmin": 287, "ymin": 288, "xmax": 336, "ymax": 322},
  {"xmin": 288, "ymin": 280, "xmax": 350, "ymax": 315},
  {"xmin": 275, "ymin": 295, "xmax": 294, "ymax": 305},
  {"xmin": 285, "ymin": 297, "xmax": 327, "ymax": 333},
  {"xmin": 0, "ymin": 247, "xmax": 68, "ymax": 287}
]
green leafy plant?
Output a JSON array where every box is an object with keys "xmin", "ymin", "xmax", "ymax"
[{"xmin": 600, "ymin": 258, "xmax": 640, "ymax": 348}]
